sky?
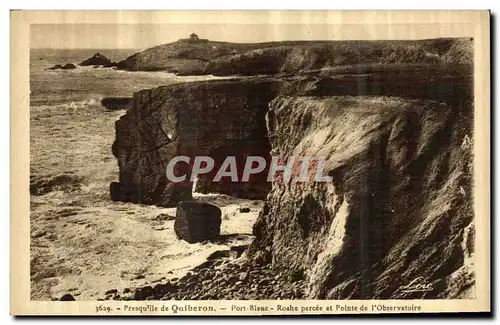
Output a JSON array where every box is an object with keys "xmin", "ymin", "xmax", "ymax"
[
  {"xmin": 29, "ymin": 23, "xmax": 365, "ymax": 49},
  {"xmin": 29, "ymin": 23, "xmax": 463, "ymax": 50}
]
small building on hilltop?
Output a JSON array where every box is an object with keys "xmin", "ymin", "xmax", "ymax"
[
  {"xmin": 189, "ymin": 33, "xmax": 200, "ymax": 42},
  {"xmin": 180, "ymin": 33, "xmax": 207, "ymax": 43}
]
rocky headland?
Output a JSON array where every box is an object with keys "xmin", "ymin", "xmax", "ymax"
[
  {"xmin": 113, "ymin": 37, "xmax": 472, "ymax": 76},
  {"xmin": 81, "ymin": 37, "xmax": 476, "ymax": 301}
]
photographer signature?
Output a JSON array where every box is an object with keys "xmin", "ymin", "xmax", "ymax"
[{"xmin": 399, "ymin": 277, "xmax": 434, "ymax": 293}]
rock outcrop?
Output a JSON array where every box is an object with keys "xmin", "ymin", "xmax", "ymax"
[
  {"xmin": 47, "ymin": 63, "xmax": 77, "ymax": 70},
  {"xmin": 112, "ymin": 78, "xmax": 279, "ymax": 206},
  {"xmin": 111, "ymin": 60, "xmax": 474, "ymax": 298},
  {"xmin": 79, "ymin": 52, "xmax": 112, "ymax": 66},
  {"xmin": 101, "ymin": 97, "xmax": 133, "ymax": 110},
  {"xmin": 174, "ymin": 201, "xmax": 222, "ymax": 243},
  {"xmin": 60, "ymin": 293, "xmax": 76, "ymax": 301},
  {"xmin": 62, "ymin": 63, "xmax": 77, "ymax": 69}
]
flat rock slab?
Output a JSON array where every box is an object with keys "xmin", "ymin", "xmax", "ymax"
[{"xmin": 174, "ymin": 201, "xmax": 222, "ymax": 243}]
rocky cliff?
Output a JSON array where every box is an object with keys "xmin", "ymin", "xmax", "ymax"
[
  {"xmin": 111, "ymin": 62, "xmax": 473, "ymax": 298},
  {"xmin": 111, "ymin": 78, "xmax": 281, "ymax": 205},
  {"xmin": 248, "ymin": 94, "xmax": 474, "ymax": 299}
]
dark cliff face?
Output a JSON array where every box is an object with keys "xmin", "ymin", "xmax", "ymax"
[
  {"xmin": 112, "ymin": 64, "xmax": 474, "ymax": 298},
  {"xmin": 244, "ymin": 66, "xmax": 474, "ymax": 300}
]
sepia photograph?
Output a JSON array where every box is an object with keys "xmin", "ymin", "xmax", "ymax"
[{"xmin": 11, "ymin": 10, "xmax": 490, "ymax": 315}]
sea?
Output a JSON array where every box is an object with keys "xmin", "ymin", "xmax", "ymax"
[
  {"xmin": 29, "ymin": 48, "xmax": 222, "ymax": 201},
  {"xmin": 30, "ymin": 48, "xmax": 218, "ymax": 107},
  {"xmin": 29, "ymin": 49, "xmax": 254, "ymax": 301}
]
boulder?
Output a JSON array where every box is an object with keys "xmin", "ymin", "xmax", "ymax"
[
  {"xmin": 60, "ymin": 293, "xmax": 75, "ymax": 301},
  {"xmin": 47, "ymin": 63, "xmax": 77, "ymax": 70},
  {"xmin": 133, "ymin": 286, "xmax": 154, "ymax": 300},
  {"xmin": 174, "ymin": 201, "xmax": 222, "ymax": 243},
  {"xmin": 111, "ymin": 79, "xmax": 276, "ymax": 207},
  {"xmin": 62, "ymin": 63, "xmax": 76, "ymax": 70},
  {"xmin": 79, "ymin": 52, "xmax": 112, "ymax": 66},
  {"xmin": 153, "ymin": 282, "xmax": 178, "ymax": 296}
]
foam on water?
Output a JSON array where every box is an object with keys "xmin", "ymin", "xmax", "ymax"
[{"xmin": 31, "ymin": 96, "xmax": 104, "ymax": 111}]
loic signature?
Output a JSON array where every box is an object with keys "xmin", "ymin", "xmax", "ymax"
[{"xmin": 399, "ymin": 277, "xmax": 434, "ymax": 293}]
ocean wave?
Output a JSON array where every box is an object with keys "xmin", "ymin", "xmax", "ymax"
[
  {"xmin": 111, "ymin": 69, "xmax": 178, "ymax": 78},
  {"xmin": 31, "ymin": 96, "xmax": 104, "ymax": 111},
  {"xmin": 67, "ymin": 65, "xmax": 230, "ymax": 81}
]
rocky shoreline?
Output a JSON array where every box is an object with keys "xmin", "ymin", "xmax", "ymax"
[
  {"xmin": 94, "ymin": 254, "xmax": 305, "ymax": 301},
  {"xmin": 113, "ymin": 37, "xmax": 472, "ymax": 75}
]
